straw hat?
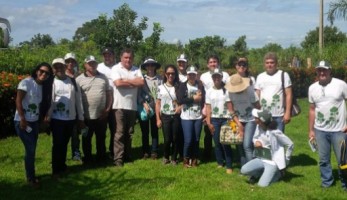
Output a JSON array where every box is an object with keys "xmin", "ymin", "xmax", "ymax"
[{"xmin": 225, "ymin": 74, "xmax": 250, "ymax": 93}]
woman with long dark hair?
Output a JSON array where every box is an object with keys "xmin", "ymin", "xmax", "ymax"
[
  {"xmin": 14, "ymin": 62, "xmax": 53, "ymax": 187},
  {"xmin": 156, "ymin": 64, "xmax": 181, "ymax": 165}
]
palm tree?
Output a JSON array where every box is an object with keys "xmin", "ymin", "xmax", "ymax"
[{"xmin": 327, "ymin": 0, "xmax": 347, "ymax": 24}]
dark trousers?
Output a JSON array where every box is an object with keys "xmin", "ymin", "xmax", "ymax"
[
  {"xmin": 161, "ymin": 114, "xmax": 180, "ymax": 161},
  {"xmin": 139, "ymin": 114, "xmax": 159, "ymax": 155},
  {"xmin": 114, "ymin": 109, "xmax": 137, "ymax": 162},
  {"xmin": 51, "ymin": 119, "xmax": 75, "ymax": 174},
  {"xmin": 203, "ymin": 125, "xmax": 213, "ymax": 160},
  {"xmin": 108, "ymin": 110, "xmax": 116, "ymax": 155},
  {"xmin": 82, "ymin": 119, "xmax": 107, "ymax": 161}
]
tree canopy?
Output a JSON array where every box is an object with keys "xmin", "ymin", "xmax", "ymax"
[{"xmin": 300, "ymin": 26, "xmax": 347, "ymax": 48}]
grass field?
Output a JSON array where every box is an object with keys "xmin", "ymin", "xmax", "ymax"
[{"xmin": 0, "ymin": 99, "xmax": 346, "ymax": 200}]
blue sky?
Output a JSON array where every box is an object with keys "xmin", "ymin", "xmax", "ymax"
[{"xmin": 1, "ymin": 0, "xmax": 346, "ymax": 48}]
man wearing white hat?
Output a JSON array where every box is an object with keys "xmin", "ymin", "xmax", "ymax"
[
  {"xmin": 308, "ymin": 60, "xmax": 347, "ymax": 190},
  {"xmin": 177, "ymin": 54, "xmax": 188, "ymax": 83},
  {"xmin": 76, "ymin": 55, "xmax": 113, "ymax": 163}
]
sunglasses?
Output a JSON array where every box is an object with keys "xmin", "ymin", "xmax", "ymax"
[
  {"xmin": 166, "ymin": 72, "xmax": 175, "ymax": 76},
  {"xmin": 38, "ymin": 69, "xmax": 50, "ymax": 76}
]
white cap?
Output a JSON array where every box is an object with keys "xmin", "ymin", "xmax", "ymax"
[
  {"xmin": 84, "ymin": 55, "xmax": 97, "ymax": 63},
  {"xmin": 177, "ymin": 54, "xmax": 187, "ymax": 62},
  {"xmin": 315, "ymin": 60, "xmax": 331, "ymax": 70},
  {"xmin": 186, "ymin": 66, "xmax": 198, "ymax": 74},
  {"xmin": 52, "ymin": 58, "xmax": 65, "ymax": 66},
  {"xmin": 64, "ymin": 52, "xmax": 76, "ymax": 61}
]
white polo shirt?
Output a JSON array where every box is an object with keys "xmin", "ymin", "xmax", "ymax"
[{"xmin": 111, "ymin": 63, "xmax": 143, "ymax": 111}]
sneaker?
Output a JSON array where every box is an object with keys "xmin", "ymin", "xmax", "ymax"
[
  {"xmin": 226, "ymin": 169, "xmax": 233, "ymax": 174},
  {"xmin": 114, "ymin": 160, "xmax": 124, "ymax": 167},
  {"xmin": 162, "ymin": 158, "xmax": 170, "ymax": 165},
  {"xmin": 143, "ymin": 153, "xmax": 150, "ymax": 159},
  {"xmin": 151, "ymin": 153, "xmax": 158, "ymax": 160},
  {"xmin": 248, "ymin": 176, "xmax": 257, "ymax": 184},
  {"xmin": 171, "ymin": 160, "xmax": 178, "ymax": 166}
]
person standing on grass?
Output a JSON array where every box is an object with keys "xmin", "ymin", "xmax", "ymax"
[
  {"xmin": 254, "ymin": 52, "xmax": 293, "ymax": 132},
  {"xmin": 177, "ymin": 66, "xmax": 205, "ymax": 168},
  {"xmin": 226, "ymin": 59, "xmax": 260, "ymax": 165},
  {"xmin": 200, "ymin": 54, "xmax": 230, "ymax": 161},
  {"xmin": 205, "ymin": 68, "xmax": 243, "ymax": 174},
  {"xmin": 97, "ymin": 47, "xmax": 117, "ymax": 158},
  {"xmin": 241, "ymin": 109, "xmax": 294, "ymax": 187},
  {"xmin": 177, "ymin": 53, "xmax": 188, "ymax": 83},
  {"xmin": 64, "ymin": 52, "xmax": 82, "ymax": 162},
  {"xmin": 137, "ymin": 58, "xmax": 162, "ymax": 160},
  {"xmin": 45, "ymin": 58, "xmax": 84, "ymax": 179},
  {"xmin": 156, "ymin": 65, "xmax": 181, "ymax": 165},
  {"xmin": 14, "ymin": 62, "xmax": 53, "ymax": 187},
  {"xmin": 76, "ymin": 55, "xmax": 113, "ymax": 164},
  {"xmin": 111, "ymin": 49, "xmax": 144, "ymax": 167},
  {"xmin": 308, "ymin": 61, "xmax": 347, "ymax": 190}
]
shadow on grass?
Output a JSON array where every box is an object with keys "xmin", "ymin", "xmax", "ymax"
[
  {"xmin": 291, "ymin": 153, "xmax": 317, "ymax": 166},
  {"xmin": 0, "ymin": 168, "xmax": 174, "ymax": 200}
]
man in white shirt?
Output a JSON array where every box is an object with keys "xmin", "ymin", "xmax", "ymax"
[
  {"xmin": 200, "ymin": 54, "xmax": 229, "ymax": 161},
  {"xmin": 255, "ymin": 52, "xmax": 293, "ymax": 132},
  {"xmin": 111, "ymin": 49, "xmax": 144, "ymax": 167},
  {"xmin": 308, "ymin": 61, "xmax": 347, "ymax": 190},
  {"xmin": 97, "ymin": 47, "xmax": 117, "ymax": 158},
  {"xmin": 177, "ymin": 54, "xmax": 188, "ymax": 83}
]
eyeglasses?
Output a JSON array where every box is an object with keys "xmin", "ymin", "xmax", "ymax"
[
  {"xmin": 166, "ymin": 72, "xmax": 175, "ymax": 76},
  {"xmin": 237, "ymin": 63, "xmax": 248, "ymax": 68},
  {"xmin": 65, "ymin": 59, "xmax": 76, "ymax": 64},
  {"xmin": 38, "ymin": 69, "xmax": 50, "ymax": 76}
]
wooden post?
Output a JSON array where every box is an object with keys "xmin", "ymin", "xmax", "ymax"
[{"xmin": 307, "ymin": 58, "xmax": 312, "ymax": 68}]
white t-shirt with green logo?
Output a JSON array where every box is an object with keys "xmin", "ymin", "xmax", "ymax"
[
  {"xmin": 205, "ymin": 87, "xmax": 230, "ymax": 119},
  {"xmin": 180, "ymin": 83, "xmax": 202, "ymax": 120},
  {"xmin": 255, "ymin": 70, "xmax": 291, "ymax": 117},
  {"xmin": 14, "ymin": 77, "xmax": 42, "ymax": 122},
  {"xmin": 308, "ymin": 78, "xmax": 347, "ymax": 132},
  {"xmin": 157, "ymin": 83, "xmax": 177, "ymax": 115},
  {"xmin": 229, "ymin": 86, "xmax": 258, "ymax": 122}
]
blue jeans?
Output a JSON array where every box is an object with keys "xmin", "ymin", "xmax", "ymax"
[
  {"xmin": 315, "ymin": 129, "xmax": 347, "ymax": 188},
  {"xmin": 14, "ymin": 121, "xmax": 39, "ymax": 181},
  {"xmin": 273, "ymin": 117, "xmax": 284, "ymax": 132},
  {"xmin": 70, "ymin": 122, "xmax": 81, "ymax": 158},
  {"xmin": 211, "ymin": 118, "xmax": 233, "ymax": 169},
  {"xmin": 241, "ymin": 158, "xmax": 281, "ymax": 187},
  {"xmin": 242, "ymin": 121, "xmax": 257, "ymax": 163},
  {"xmin": 181, "ymin": 119, "xmax": 202, "ymax": 159}
]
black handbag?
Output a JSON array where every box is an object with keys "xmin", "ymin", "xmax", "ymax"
[{"xmin": 339, "ymin": 139, "xmax": 347, "ymax": 178}]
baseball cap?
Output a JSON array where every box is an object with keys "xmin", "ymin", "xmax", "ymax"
[
  {"xmin": 102, "ymin": 47, "xmax": 114, "ymax": 55},
  {"xmin": 64, "ymin": 52, "xmax": 76, "ymax": 61},
  {"xmin": 211, "ymin": 68, "xmax": 223, "ymax": 77},
  {"xmin": 252, "ymin": 109, "xmax": 272, "ymax": 125},
  {"xmin": 186, "ymin": 66, "xmax": 198, "ymax": 74},
  {"xmin": 84, "ymin": 55, "xmax": 98, "ymax": 63},
  {"xmin": 52, "ymin": 58, "xmax": 65, "ymax": 66},
  {"xmin": 177, "ymin": 54, "xmax": 188, "ymax": 62},
  {"xmin": 315, "ymin": 60, "xmax": 331, "ymax": 70}
]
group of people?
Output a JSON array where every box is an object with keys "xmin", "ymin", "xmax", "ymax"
[{"xmin": 14, "ymin": 49, "xmax": 347, "ymax": 191}]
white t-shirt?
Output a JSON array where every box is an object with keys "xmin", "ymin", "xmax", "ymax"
[
  {"xmin": 111, "ymin": 63, "xmax": 143, "ymax": 111},
  {"xmin": 205, "ymin": 87, "xmax": 230, "ymax": 118},
  {"xmin": 229, "ymin": 86, "xmax": 258, "ymax": 122},
  {"xmin": 97, "ymin": 62, "xmax": 115, "ymax": 89},
  {"xmin": 180, "ymin": 83, "xmax": 202, "ymax": 120},
  {"xmin": 308, "ymin": 78, "xmax": 347, "ymax": 132},
  {"xmin": 255, "ymin": 70, "xmax": 292, "ymax": 117},
  {"xmin": 179, "ymin": 73, "xmax": 187, "ymax": 83},
  {"xmin": 200, "ymin": 70, "xmax": 230, "ymax": 91},
  {"xmin": 14, "ymin": 77, "xmax": 42, "ymax": 122},
  {"xmin": 157, "ymin": 83, "xmax": 177, "ymax": 115}
]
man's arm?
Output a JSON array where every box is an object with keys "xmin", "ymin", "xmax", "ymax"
[
  {"xmin": 283, "ymin": 86, "xmax": 293, "ymax": 123},
  {"xmin": 308, "ymin": 103, "xmax": 316, "ymax": 139},
  {"xmin": 114, "ymin": 77, "xmax": 144, "ymax": 88}
]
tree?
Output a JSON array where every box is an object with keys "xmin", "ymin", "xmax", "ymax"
[
  {"xmin": 19, "ymin": 33, "xmax": 55, "ymax": 48},
  {"xmin": 73, "ymin": 3, "xmax": 150, "ymax": 55},
  {"xmin": 300, "ymin": 26, "xmax": 347, "ymax": 48},
  {"xmin": 185, "ymin": 35, "xmax": 226, "ymax": 64},
  {"xmin": 139, "ymin": 22, "xmax": 164, "ymax": 58},
  {"xmin": 328, "ymin": 0, "xmax": 347, "ymax": 24},
  {"xmin": 231, "ymin": 35, "xmax": 248, "ymax": 58}
]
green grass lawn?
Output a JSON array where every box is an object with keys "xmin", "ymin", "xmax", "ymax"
[{"xmin": 0, "ymin": 99, "xmax": 346, "ymax": 200}]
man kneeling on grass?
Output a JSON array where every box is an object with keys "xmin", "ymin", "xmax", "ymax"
[{"xmin": 241, "ymin": 109, "xmax": 294, "ymax": 187}]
